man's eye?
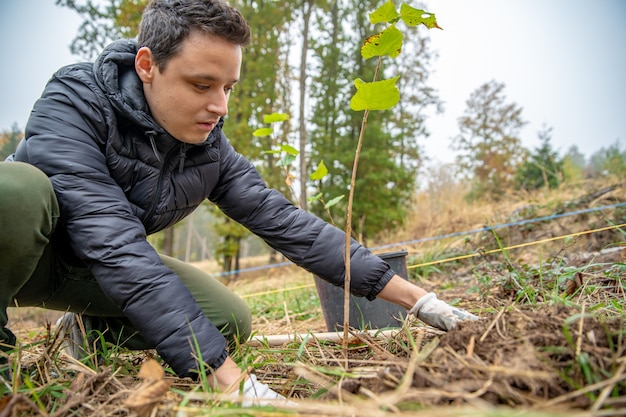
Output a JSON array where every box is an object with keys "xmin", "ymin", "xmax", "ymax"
[{"xmin": 195, "ymin": 84, "xmax": 210, "ymax": 91}]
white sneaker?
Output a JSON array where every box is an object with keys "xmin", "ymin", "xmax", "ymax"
[{"xmin": 56, "ymin": 313, "xmax": 91, "ymax": 360}]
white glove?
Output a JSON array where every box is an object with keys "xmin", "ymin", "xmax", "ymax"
[
  {"xmin": 409, "ymin": 292, "xmax": 478, "ymax": 331},
  {"xmin": 232, "ymin": 374, "xmax": 289, "ymax": 407}
]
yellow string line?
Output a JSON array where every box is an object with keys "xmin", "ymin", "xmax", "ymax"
[
  {"xmin": 239, "ymin": 222, "xmax": 626, "ymax": 299},
  {"xmin": 240, "ymin": 283, "xmax": 315, "ymax": 299}
]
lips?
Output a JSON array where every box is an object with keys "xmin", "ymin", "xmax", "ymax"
[{"xmin": 197, "ymin": 121, "xmax": 216, "ymax": 132}]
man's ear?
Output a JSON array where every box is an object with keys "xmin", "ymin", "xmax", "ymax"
[{"xmin": 135, "ymin": 46, "xmax": 156, "ymax": 83}]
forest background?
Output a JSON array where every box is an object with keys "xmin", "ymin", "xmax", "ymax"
[{"xmin": 0, "ymin": 0, "xmax": 625, "ymax": 276}]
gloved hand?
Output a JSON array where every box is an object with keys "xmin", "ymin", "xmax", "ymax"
[
  {"xmin": 409, "ymin": 292, "xmax": 478, "ymax": 331},
  {"xmin": 232, "ymin": 374, "xmax": 290, "ymax": 407}
]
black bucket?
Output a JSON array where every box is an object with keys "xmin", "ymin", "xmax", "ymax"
[{"xmin": 314, "ymin": 250, "xmax": 408, "ymax": 331}]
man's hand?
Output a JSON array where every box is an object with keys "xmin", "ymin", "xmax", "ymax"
[
  {"xmin": 233, "ymin": 374, "xmax": 289, "ymax": 407},
  {"xmin": 409, "ymin": 292, "xmax": 478, "ymax": 331},
  {"xmin": 211, "ymin": 357, "xmax": 290, "ymax": 407}
]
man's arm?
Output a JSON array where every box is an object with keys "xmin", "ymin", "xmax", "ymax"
[
  {"xmin": 376, "ymin": 274, "xmax": 429, "ymax": 308},
  {"xmin": 378, "ymin": 275, "xmax": 478, "ymax": 331},
  {"xmin": 209, "ymin": 136, "xmax": 394, "ymax": 299}
]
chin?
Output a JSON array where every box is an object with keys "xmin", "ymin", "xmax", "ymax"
[{"xmin": 179, "ymin": 135, "xmax": 209, "ymax": 145}]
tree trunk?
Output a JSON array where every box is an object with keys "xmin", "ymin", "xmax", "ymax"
[{"xmin": 298, "ymin": 0, "xmax": 314, "ymax": 211}]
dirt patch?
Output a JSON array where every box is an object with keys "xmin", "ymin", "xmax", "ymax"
[
  {"xmin": 250, "ymin": 243, "xmax": 626, "ymax": 414},
  {"xmin": 435, "ymin": 305, "xmax": 623, "ymax": 408},
  {"xmin": 270, "ymin": 307, "xmax": 623, "ymax": 407}
]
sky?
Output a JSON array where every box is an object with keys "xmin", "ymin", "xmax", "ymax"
[
  {"xmin": 0, "ymin": 0, "xmax": 625, "ymax": 165},
  {"xmin": 421, "ymin": 0, "xmax": 626, "ymax": 164}
]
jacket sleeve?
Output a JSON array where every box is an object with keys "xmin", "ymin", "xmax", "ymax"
[
  {"xmin": 209, "ymin": 134, "xmax": 394, "ymax": 300},
  {"xmin": 21, "ymin": 65, "xmax": 228, "ymax": 377}
]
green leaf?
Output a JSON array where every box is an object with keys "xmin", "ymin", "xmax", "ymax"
[
  {"xmin": 280, "ymin": 144, "xmax": 299, "ymax": 155},
  {"xmin": 350, "ymin": 76, "xmax": 401, "ymax": 111},
  {"xmin": 277, "ymin": 154, "xmax": 297, "ymax": 167},
  {"xmin": 310, "ymin": 160, "xmax": 329, "ymax": 180},
  {"xmin": 400, "ymin": 4, "xmax": 441, "ymax": 29},
  {"xmin": 253, "ymin": 127, "xmax": 273, "ymax": 137},
  {"xmin": 324, "ymin": 194, "xmax": 344, "ymax": 209},
  {"xmin": 369, "ymin": 1, "xmax": 399, "ymax": 24},
  {"xmin": 361, "ymin": 25, "xmax": 403, "ymax": 59},
  {"xmin": 307, "ymin": 192, "xmax": 323, "ymax": 203},
  {"xmin": 263, "ymin": 112, "xmax": 290, "ymax": 123}
]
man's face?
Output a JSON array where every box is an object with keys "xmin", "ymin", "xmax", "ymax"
[{"xmin": 135, "ymin": 31, "xmax": 242, "ymax": 144}]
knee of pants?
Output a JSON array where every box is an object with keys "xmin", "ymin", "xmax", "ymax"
[
  {"xmin": 0, "ymin": 162, "xmax": 58, "ymax": 238},
  {"xmin": 222, "ymin": 298, "xmax": 252, "ymax": 345},
  {"xmin": 0, "ymin": 162, "xmax": 55, "ymax": 202}
]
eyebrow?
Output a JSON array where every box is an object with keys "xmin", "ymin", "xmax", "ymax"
[{"xmin": 191, "ymin": 74, "xmax": 239, "ymax": 84}]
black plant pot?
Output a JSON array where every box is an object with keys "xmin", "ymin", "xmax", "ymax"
[{"xmin": 314, "ymin": 250, "xmax": 409, "ymax": 331}]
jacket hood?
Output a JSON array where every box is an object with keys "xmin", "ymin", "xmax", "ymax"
[{"xmin": 93, "ymin": 39, "xmax": 158, "ymax": 132}]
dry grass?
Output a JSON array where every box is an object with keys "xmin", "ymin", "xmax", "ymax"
[{"xmin": 2, "ymin": 178, "xmax": 626, "ymax": 416}]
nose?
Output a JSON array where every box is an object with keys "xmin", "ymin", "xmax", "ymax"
[{"xmin": 206, "ymin": 90, "xmax": 229, "ymax": 117}]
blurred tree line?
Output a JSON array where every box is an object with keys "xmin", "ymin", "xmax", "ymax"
[
  {"xmin": 1, "ymin": 0, "xmax": 623, "ymax": 274},
  {"xmin": 450, "ymin": 78, "xmax": 626, "ymax": 201}
]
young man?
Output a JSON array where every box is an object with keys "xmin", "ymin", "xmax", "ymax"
[{"xmin": 0, "ymin": 0, "xmax": 476, "ymax": 404}]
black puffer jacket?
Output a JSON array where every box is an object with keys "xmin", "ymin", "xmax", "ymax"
[{"xmin": 13, "ymin": 39, "xmax": 394, "ymax": 377}]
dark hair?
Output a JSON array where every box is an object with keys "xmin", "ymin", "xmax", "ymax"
[{"xmin": 137, "ymin": 0, "xmax": 251, "ymax": 70}]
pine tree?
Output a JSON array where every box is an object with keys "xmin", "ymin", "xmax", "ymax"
[{"xmin": 514, "ymin": 125, "xmax": 563, "ymax": 191}]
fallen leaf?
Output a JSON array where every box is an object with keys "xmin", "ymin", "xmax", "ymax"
[
  {"xmin": 0, "ymin": 395, "xmax": 11, "ymax": 413},
  {"xmin": 0, "ymin": 394, "xmax": 37, "ymax": 417},
  {"xmin": 124, "ymin": 359, "xmax": 171, "ymax": 417},
  {"xmin": 137, "ymin": 358, "xmax": 165, "ymax": 380},
  {"xmin": 565, "ymin": 272, "xmax": 583, "ymax": 295},
  {"xmin": 69, "ymin": 372, "xmax": 86, "ymax": 392}
]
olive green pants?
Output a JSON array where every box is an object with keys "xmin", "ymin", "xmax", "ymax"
[{"xmin": 0, "ymin": 162, "xmax": 251, "ymax": 362}]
